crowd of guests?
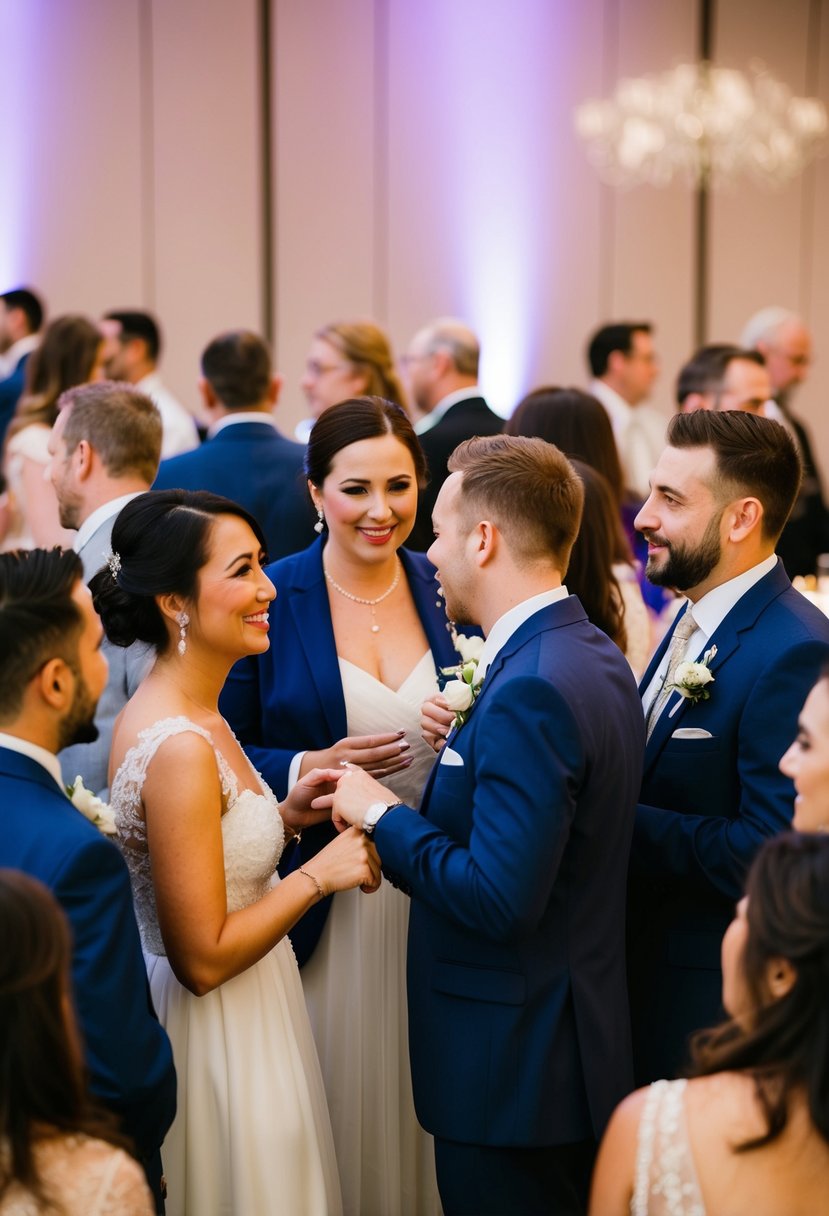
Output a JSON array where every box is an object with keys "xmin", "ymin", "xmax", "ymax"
[{"xmin": 1, "ymin": 287, "xmax": 829, "ymax": 1215}]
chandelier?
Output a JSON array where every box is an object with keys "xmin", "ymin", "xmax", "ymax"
[{"xmin": 575, "ymin": 61, "xmax": 828, "ymax": 189}]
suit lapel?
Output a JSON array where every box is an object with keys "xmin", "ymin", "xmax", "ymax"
[
  {"xmin": 284, "ymin": 540, "xmax": 348, "ymax": 741},
  {"xmin": 0, "ymin": 747, "xmax": 67, "ymax": 799}
]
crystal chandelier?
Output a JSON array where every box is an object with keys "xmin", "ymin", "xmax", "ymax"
[{"xmin": 575, "ymin": 60, "xmax": 828, "ymax": 189}]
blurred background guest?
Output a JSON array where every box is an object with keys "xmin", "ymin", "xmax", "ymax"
[
  {"xmin": 779, "ymin": 665, "xmax": 829, "ymax": 833},
  {"xmin": 297, "ymin": 318, "xmax": 407, "ymax": 442},
  {"xmin": 404, "ymin": 317, "xmax": 502, "ymax": 551},
  {"xmin": 222, "ymin": 397, "xmax": 461, "ymax": 1216},
  {"xmin": 0, "ymin": 287, "xmax": 44, "ymax": 447},
  {"xmin": 2, "ymin": 314, "xmax": 104, "ymax": 549},
  {"xmin": 0, "ymin": 868, "xmax": 154, "ymax": 1215},
  {"xmin": 675, "ymin": 344, "xmax": 771, "ymax": 415},
  {"xmin": 101, "ymin": 310, "xmax": 200, "ymax": 457},
  {"xmin": 590, "ymin": 832, "xmax": 829, "ymax": 1215}
]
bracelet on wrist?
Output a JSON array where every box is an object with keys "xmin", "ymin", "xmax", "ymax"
[{"xmin": 298, "ymin": 866, "xmax": 325, "ymax": 902}]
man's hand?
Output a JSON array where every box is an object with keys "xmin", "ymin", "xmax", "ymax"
[{"xmin": 332, "ymin": 765, "xmax": 396, "ymax": 832}]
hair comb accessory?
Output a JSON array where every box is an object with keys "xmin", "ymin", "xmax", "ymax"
[{"xmin": 106, "ymin": 551, "xmax": 121, "ymax": 579}]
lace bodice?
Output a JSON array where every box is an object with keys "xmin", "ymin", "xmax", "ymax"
[
  {"xmin": 0, "ymin": 1134, "xmax": 153, "ymax": 1215},
  {"xmin": 632, "ymin": 1079, "xmax": 706, "ymax": 1216},
  {"xmin": 110, "ymin": 717, "xmax": 285, "ymax": 956}
]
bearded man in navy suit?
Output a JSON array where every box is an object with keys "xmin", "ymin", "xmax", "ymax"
[
  {"xmin": 0, "ymin": 548, "xmax": 176, "ymax": 1210},
  {"xmin": 630, "ymin": 410, "xmax": 829, "ymax": 1084},
  {"xmin": 333, "ymin": 435, "xmax": 644, "ymax": 1215}
]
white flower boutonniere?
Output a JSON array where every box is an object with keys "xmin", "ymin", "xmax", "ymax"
[
  {"xmin": 441, "ymin": 631, "xmax": 485, "ymax": 729},
  {"xmin": 667, "ymin": 644, "xmax": 717, "ymax": 705},
  {"xmin": 67, "ymin": 776, "xmax": 117, "ymax": 836}
]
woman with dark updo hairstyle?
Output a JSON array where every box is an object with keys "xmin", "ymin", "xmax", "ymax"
[
  {"xmin": 590, "ymin": 832, "xmax": 829, "ymax": 1214},
  {"xmin": 97, "ymin": 488, "xmax": 381, "ymax": 1216},
  {"xmin": 508, "ymin": 388, "xmax": 652, "ymax": 675},
  {"xmin": 222, "ymin": 398, "xmax": 463, "ymax": 1215},
  {"xmin": 2, "ymin": 313, "xmax": 105, "ymax": 550},
  {"xmin": 0, "ymin": 868, "xmax": 153, "ymax": 1214}
]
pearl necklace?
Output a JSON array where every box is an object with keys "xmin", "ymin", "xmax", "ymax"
[{"xmin": 324, "ymin": 559, "xmax": 401, "ymax": 633}]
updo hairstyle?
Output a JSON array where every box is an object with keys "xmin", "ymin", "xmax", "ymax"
[
  {"xmin": 305, "ymin": 396, "xmax": 427, "ymax": 493},
  {"xmin": 90, "ymin": 489, "xmax": 266, "ymax": 653}
]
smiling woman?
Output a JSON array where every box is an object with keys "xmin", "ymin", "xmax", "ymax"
[{"xmin": 89, "ymin": 488, "xmax": 383, "ymax": 1216}]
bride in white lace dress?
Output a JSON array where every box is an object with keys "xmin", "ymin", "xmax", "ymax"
[
  {"xmin": 588, "ymin": 834, "xmax": 829, "ymax": 1215},
  {"xmin": 95, "ymin": 490, "xmax": 381, "ymax": 1216}
]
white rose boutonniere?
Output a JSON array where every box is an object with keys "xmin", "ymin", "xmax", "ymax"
[
  {"xmin": 440, "ymin": 631, "xmax": 485, "ymax": 729},
  {"xmin": 67, "ymin": 776, "xmax": 117, "ymax": 836},
  {"xmin": 667, "ymin": 644, "xmax": 717, "ymax": 705}
]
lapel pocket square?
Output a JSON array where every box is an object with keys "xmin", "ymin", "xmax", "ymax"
[
  {"xmin": 439, "ymin": 745, "xmax": 464, "ymax": 767},
  {"xmin": 671, "ymin": 727, "xmax": 714, "ymax": 739}
]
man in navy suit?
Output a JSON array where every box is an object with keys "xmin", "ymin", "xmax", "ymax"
[
  {"xmin": 405, "ymin": 318, "xmax": 503, "ymax": 551},
  {"xmin": 630, "ymin": 409, "xmax": 829, "ymax": 1084},
  {"xmin": 333, "ymin": 435, "xmax": 644, "ymax": 1215},
  {"xmin": 153, "ymin": 329, "xmax": 314, "ymax": 558},
  {"xmin": 0, "ymin": 287, "xmax": 43, "ymax": 445},
  {"xmin": 0, "ymin": 548, "xmax": 176, "ymax": 1210}
]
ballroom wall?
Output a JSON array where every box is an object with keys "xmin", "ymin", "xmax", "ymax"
[{"xmin": 1, "ymin": 0, "xmax": 827, "ymax": 464}]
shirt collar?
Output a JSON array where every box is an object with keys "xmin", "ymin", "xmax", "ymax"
[
  {"xmin": 0, "ymin": 731, "xmax": 65, "ymax": 792},
  {"xmin": 415, "ymin": 386, "xmax": 482, "ymax": 434},
  {"xmin": 0, "ymin": 332, "xmax": 39, "ymax": 378},
  {"xmin": 687, "ymin": 553, "xmax": 779, "ymax": 641},
  {"xmin": 477, "ymin": 586, "xmax": 569, "ymax": 680},
  {"xmin": 589, "ymin": 378, "xmax": 633, "ymax": 428},
  {"xmin": 208, "ymin": 411, "xmax": 280, "ymax": 439},
  {"xmin": 74, "ymin": 492, "xmax": 145, "ymax": 554}
]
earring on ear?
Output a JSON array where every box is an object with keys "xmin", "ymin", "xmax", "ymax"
[
  {"xmin": 314, "ymin": 508, "xmax": 325, "ymax": 535},
  {"xmin": 176, "ymin": 611, "xmax": 190, "ymax": 656}
]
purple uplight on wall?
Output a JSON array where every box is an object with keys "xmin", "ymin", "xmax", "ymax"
[{"xmin": 0, "ymin": 4, "xmax": 39, "ymax": 286}]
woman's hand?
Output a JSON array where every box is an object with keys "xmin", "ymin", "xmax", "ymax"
[
  {"xmin": 302, "ymin": 826, "xmax": 382, "ymax": 897},
  {"xmin": 280, "ymin": 766, "xmax": 343, "ymax": 833},
  {"xmin": 299, "ymin": 732, "xmax": 412, "ymax": 781},
  {"xmin": 421, "ymin": 694, "xmax": 455, "ymax": 753}
]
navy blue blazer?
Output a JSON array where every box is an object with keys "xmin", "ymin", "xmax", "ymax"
[
  {"xmin": 153, "ymin": 419, "xmax": 315, "ymax": 560},
  {"xmin": 0, "ymin": 748, "xmax": 176, "ymax": 1175},
  {"xmin": 371, "ymin": 598, "xmax": 644, "ymax": 1146},
  {"xmin": 0, "ymin": 351, "xmax": 30, "ymax": 447},
  {"xmin": 628, "ymin": 559, "xmax": 829, "ymax": 1082},
  {"xmin": 220, "ymin": 536, "xmax": 460, "ymax": 962}
]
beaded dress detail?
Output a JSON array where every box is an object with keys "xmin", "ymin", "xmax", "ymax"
[{"xmin": 632, "ymin": 1079, "xmax": 706, "ymax": 1216}]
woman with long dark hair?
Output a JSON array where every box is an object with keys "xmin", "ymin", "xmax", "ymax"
[
  {"xmin": 0, "ymin": 868, "xmax": 152, "ymax": 1214},
  {"xmin": 589, "ymin": 833, "xmax": 829, "ymax": 1214}
]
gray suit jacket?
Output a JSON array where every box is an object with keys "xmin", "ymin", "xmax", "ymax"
[{"xmin": 59, "ymin": 512, "xmax": 152, "ymax": 796}]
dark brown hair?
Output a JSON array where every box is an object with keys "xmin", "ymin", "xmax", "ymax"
[
  {"xmin": 7, "ymin": 314, "xmax": 101, "ymax": 439},
  {"xmin": 567, "ymin": 461, "xmax": 627, "ymax": 652},
  {"xmin": 305, "ymin": 396, "xmax": 427, "ymax": 490}
]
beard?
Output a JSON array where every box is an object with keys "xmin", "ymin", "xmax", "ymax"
[
  {"xmin": 57, "ymin": 670, "xmax": 100, "ymax": 750},
  {"xmin": 645, "ymin": 509, "xmax": 723, "ymax": 592}
]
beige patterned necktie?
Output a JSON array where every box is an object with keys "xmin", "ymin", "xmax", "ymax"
[{"xmin": 645, "ymin": 610, "xmax": 698, "ymax": 740}]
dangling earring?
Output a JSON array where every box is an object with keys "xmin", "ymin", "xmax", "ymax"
[
  {"xmin": 314, "ymin": 508, "xmax": 325, "ymax": 535},
  {"xmin": 176, "ymin": 611, "xmax": 190, "ymax": 656}
]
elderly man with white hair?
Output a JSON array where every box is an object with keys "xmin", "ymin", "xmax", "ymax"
[{"xmin": 741, "ymin": 307, "xmax": 829, "ymax": 577}]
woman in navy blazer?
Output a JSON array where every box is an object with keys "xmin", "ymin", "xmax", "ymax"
[{"xmin": 221, "ymin": 398, "xmax": 461, "ymax": 1216}]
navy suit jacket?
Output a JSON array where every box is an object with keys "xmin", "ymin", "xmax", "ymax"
[
  {"xmin": 0, "ymin": 351, "xmax": 30, "ymax": 447},
  {"xmin": 0, "ymin": 748, "xmax": 176, "ymax": 1167},
  {"xmin": 370, "ymin": 598, "xmax": 644, "ymax": 1146},
  {"xmin": 220, "ymin": 535, "xmax": 460, "ymax": 962},
  {"xmin": 408, "ymin": 396, "xmax": 504, "ymax": 550},
  {"xmin": 628, "ymin": 559, "xmax": 829, "ymax": 1082},
  {"xmin": 153, "ymin": 419, "xmax": 315, "ymax": 560}
]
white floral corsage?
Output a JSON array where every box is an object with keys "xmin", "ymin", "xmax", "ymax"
[
  {"xmin": 66, "ymin": 776, "xmax": 117, "ymax": 836},
  {"xmin": 440, "ymin": 631, "xmax": 485, "ymax": 729},
  {"xmin": 667, "ymin": 644, "xmax": 717, "ymax": 706}
]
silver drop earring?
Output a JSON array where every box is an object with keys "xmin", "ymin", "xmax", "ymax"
[
  {"xmin": 314, "ymin": 508, "xmax": 325, "ymax": 535},
  {"xmin": 176, "ymin": 611, "xmax": 190, "ymax": 656}
]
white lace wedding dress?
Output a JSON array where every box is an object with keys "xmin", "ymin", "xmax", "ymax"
[
  {"xmin": 0, "ymin": 1135, "xmax": 153, "ymax": 1215},
  {"xmin": 111, "ymin": 716, "xmax": 343, "ymax": 1216},
  {"xmin": 632, "ymin": 1079, "xmax": 705, "ymax": 1215}
]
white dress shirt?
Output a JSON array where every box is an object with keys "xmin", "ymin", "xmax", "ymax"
[
  {"xmin": 137, "ymin": 372, "xmax": 200, "ymax": 459},
  {"xmin": 477, "ymin": 586, "xmax": 570, "ymax": 681},
  {"xmin": 641, "ymin": 554, "xmax": 778, "ymax": 714},
  {"xmin": 207, "ymin": 411, "xmax": 280, "ymax": 439},
  {"xmin": 0, "ymin": 730, "xmax": 65, "ymax": 791},
  {"xmin": 0, "ymin": 332, "xmax": 39, "ymax": 379},
  {"xmin": 589, "ymin": 378, "xmax": 668, "ymax": 501}
]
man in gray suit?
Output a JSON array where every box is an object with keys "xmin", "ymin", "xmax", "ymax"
[{"xmin": 48, "ymin": 380, "xmax": 162, "ymax": 794}]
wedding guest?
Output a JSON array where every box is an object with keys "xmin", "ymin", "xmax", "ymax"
[
  {"xmin": 0, "ymin": 547, "xmax": 176, "ymax": 1209},
  {"xmin": 507, "ymin": 387, "xmax": 652, "ymax": 669},
  {"xmin": 676, "ymin": 344, "xmax": 771, "ymax": 415},
  {"xmin": 779, "ymin": 666, "xmax": 829, "ymax": 832},
  {"xmin": 297, "ymin": 319, "xmax": 407, "ymax": 441},
  {"xmin": 97, "ymin": 489, "xmax": 380, "ymax": 1216},
  {"xmin": 590, "ymin": 832, "xmax": 829, "ymax": 1215},
  {"xmin": 3, "ymin": 314, "xmax": 105, "ymax": 549},
  {"xmin": 0, "ymin": 287, "xmax": 43, "ymax": 446},
  {"xmin": 221, "ymin": 397, "xmax": 460, "ymax": 1215},
  {"xmin": 0, "ymin": 868, "xmax": 154, "ymax": 1215}
]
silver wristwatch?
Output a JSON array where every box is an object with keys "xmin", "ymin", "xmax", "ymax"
[{"xmin": 362, "ymin": 799, "xmax": 402, "ymax": 836}]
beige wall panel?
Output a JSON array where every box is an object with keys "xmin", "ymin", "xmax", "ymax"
[
  {"xmin": 150, "ymin": 0, "xmax": 262, "ymax": 415},
  {"xmin": 610, "ymin": 0, "xmax": 697, "ymax": 417},
  {"xmin": 272, "ymin": 0, "xmax": 377, "ymax": 427},
  {"xmin": 0, "ymin": 0, "xmax": 144, "ymax": 314},
  {"xmin": 385, "ymin": 0, "xmax": 610, "ymax": 415}
]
